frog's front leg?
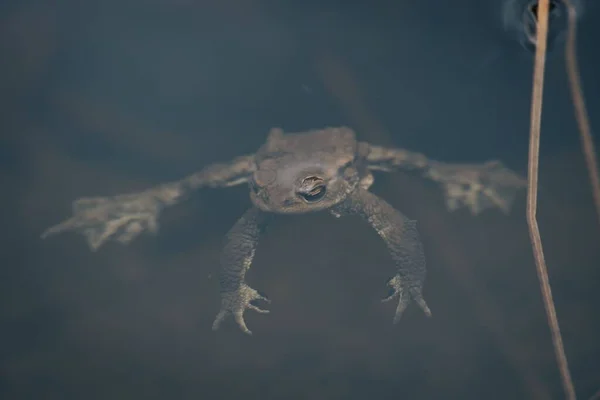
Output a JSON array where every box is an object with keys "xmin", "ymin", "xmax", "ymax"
[
  {"xmin": 212, "ymin": 207, "xmax": 271, "ymax": 335},
  {"xmin": 41, "ymin": 154, "xmax": 256, "ymax": 251},
  {"xmin": 333, "ymin": 188, "xmax": 431, "ymax": 323},
  {"xmin": 363, "ymin": 143, "xmax": 527, "ymax": 215}
]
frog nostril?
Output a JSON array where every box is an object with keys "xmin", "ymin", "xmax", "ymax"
[{"xmin": 283, "ymin": 199, "xmax": 295, "ymax": 207}]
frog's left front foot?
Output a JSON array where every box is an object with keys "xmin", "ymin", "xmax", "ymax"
[
  {"xmin": 211, "ymin": 284, "xmax": 270, "ymax": 335},
  {"xmin": 382, "ymin": 274, "xmax": 432, "ymax": 324}
]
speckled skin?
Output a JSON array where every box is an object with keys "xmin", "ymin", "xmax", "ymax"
[{"xmin": 42, "ymin": 126, "xmax": 526, "ymax": 335}]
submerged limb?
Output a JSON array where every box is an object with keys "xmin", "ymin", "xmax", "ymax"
[
  {"xmin": 426, "ymin": 160, "xmax": 527, "ymax": 215},
  {"xmin": 41, "ymin": 154, "xmax": 256, "ymax": 251},
  {"xmin": 212, "ymin": 207, "xmax": 270, "ymax": 335},
  {"xmin": 41, "ymin": 184, "xmax": 178, "ymax": 251},
  {"xmin": 364, "ymin": 144, "xmax": 430, "ymax": 172},
  {"xmin": 364, "ymin": 143, "xmax": 526, "ymax": 215},
  {"xmin": 334, "ymin": 188, "xmax": 431, "ymax": 323},
  {"xmin": 212, "ymin": 284, "xmax": 270, "ymax": 335}
]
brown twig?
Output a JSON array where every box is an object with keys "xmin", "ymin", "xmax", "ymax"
[
  {"xmin": 562, "ymin": 0, "xmax": 600, "ymax": 228},
  {"xmin": 526, "ymin": 1, "xmax": 576, "ymax": 399}
]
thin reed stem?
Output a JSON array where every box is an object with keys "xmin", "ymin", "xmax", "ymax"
[
  {"xmin": 526, "ymin": 1, "xmax": 576, "ymax": 399},
  {"xmin": 562, "ymin": 0, "xmax": 600, "ymax": 228}
]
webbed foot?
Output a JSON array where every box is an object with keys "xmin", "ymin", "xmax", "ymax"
[
  {"xmin": 426, "ymin": 160, "xmax": 527, "ymax": 215},
  {"xmin": 382, "ymin": 274, "xmax": 432, "ymax": 324},
  {"xmin": 211, "ymin": 284, "xmax": 270, "ymax": 335},
  {"xmin": 40, "ymin": 184, "xmax": 182, "ymax": 251}
]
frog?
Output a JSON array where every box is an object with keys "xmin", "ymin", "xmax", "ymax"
[{"xmin": 41, "ymin": 126, "xmax": 527, "ymax": 335}]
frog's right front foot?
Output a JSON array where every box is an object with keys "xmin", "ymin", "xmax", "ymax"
[
  {"xmin": 426, "ymin": 160, "xmax": 527, "ymax": 215},
  {"xmin": 211, "ymin": 284, "xmax": 270, "ymax": 335},
  {"xmin": 40, "ymin": 184, "xmax": 182, "ymax": 251}
]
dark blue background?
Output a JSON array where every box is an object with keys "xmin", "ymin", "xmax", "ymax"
[{"xmin": 1, "ymin": 0, "xmax": 599, "ymax": 399}]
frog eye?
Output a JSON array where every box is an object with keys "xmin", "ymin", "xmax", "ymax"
[
  {"xmin": 298, "ymin": 176, "xmax": 327, "ymax": 203},
  {"xmin": 299, "ymin": 185, "xmax": 327, "ymax": 203}
]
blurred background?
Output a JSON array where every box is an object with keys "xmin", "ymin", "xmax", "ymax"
[{"xmin": 1, "ymin": 0, "xmax": 599, "ymax": 399}]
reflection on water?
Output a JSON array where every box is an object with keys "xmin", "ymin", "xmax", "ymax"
[{"xmin": 501, "ymin": 0, "xmax": 585, "ymax": 53}]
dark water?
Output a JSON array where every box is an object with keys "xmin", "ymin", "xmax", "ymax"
[{"xmin": 2, "ymin": 0, "xmax": 599, "ymax": 399}]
